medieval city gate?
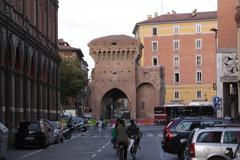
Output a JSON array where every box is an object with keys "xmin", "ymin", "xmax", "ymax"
[{"xmin": 88, "ymin": 35, "xmax": 164, "ymax": 119}]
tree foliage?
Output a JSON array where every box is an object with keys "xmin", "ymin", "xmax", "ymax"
[{"xmin": 60, "ymin": 59, "xmax": 85, "ymax": 105}]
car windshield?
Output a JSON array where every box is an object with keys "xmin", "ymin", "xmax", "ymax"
[
  {"xmin": 19, "ymin": 122, "xmax": 41, "ymax": 131},
  {"xmin": 28, "ymin": 123, "xmax": 41, "ymax": 131}
]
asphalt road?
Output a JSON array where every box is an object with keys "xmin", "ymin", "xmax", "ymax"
[{"xmin": 5, "ymin": 125, "xmax": 179, "ymax": 160}]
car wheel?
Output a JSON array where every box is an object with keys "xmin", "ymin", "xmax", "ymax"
[
  {"xmin": 15, "ymin": 142, "xmax": 23, "ymax": 149},
  {"xmin": 55, "ymin": 136, "xmax": 60, "ymax": 144},
  {"xmin": 60, "ymin": 137, "xmax": 64, "ymax": 143},
  {"xmin": 208, "ymin": 156, "xmax": 227, "ymax": 160},
  {"xmin": 41, "ymin": 136, "xmax": 49, "ymax": 149},
  {"xmin": 178, "ymin": 146, "xmax": 185, "ymax": 160}
]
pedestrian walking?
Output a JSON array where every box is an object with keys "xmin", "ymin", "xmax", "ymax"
[{"xmin": 97, "ymin": 118, "xmax": 103, "ymax": 133}]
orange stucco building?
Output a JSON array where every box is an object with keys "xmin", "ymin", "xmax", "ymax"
[{"xmin": 133, "ymin": 11, "xmax": 217, "ymax": 106}]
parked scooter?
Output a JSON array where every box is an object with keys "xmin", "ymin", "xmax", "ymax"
[
  {"xmin": 62, "ymin": 125, "xmax": 74, "ymax": 139},
  {"xmin": 75, "ymin": 123, "xmax": 88, "ymax": 132}
]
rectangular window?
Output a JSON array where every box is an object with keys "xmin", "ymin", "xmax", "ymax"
[
  {"xmin": 197, "ymin": 132, "xmax": 222, "ymax": 143},
  {"xmin": 153, "ymin": 27, "xmax": 157, "ymax": 35},
  {"xmin": 196, "ymin": 55, "xmax": 202, "ymax": 66},
  {"xmin": 196, "ymin": 24, "xmax": 201, "ymax": 33},
  {"xmin": 152, "ymin": 57, "xmax": 158, "ymax": 66},
  {"xmin": 173, "ymin": 40, "xmax": 180, "ymax": 51},
  {"xmin": 174, "ymin": 56, "xmax": 180, "ymax": 67},
  {"xmin": 173, "ymin": 25, "xmax": 180, "ymax": 35},
  {"xmin": 223, "ymin": 131, "xmax": 240, "ymax": 144},
  {"xmin": 152, "ymin": 41, "xmax": 158, "ymax": 51},
  {"xmin": 174, "ymin": 91, "xmax": 179, "ymax": 99},
  {"xmin": 196, "ymin": 71, "xmax": 202, "ymax": 83},
  {"xmin": 174, "ymin": 72, "xmax": 180, "ymax": 83},
  {"xmin": 196, "ymin": 90, "xmax": 202, "ymax": 99},
  {"xmin": 195, "ymin": 39, "xmax": 202, "ymax": 49}
]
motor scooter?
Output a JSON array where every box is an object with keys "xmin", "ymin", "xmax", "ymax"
[{"xmin": 62, "ymin": 125, "xmax": 74, "ymax": 139}]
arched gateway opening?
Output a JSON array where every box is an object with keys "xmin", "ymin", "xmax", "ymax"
[{"xmin": 101, "ymin": 88, "xmax": 129, "ymax": 119}]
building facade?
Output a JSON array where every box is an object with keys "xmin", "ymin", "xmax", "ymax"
[
  {"xmin": 235, "ymin": 0, "xmax": 240, "ymax": 119},
  {"xmin": 133, "ymin": 11, "xmax": 217, "ymax": 106},
  {"xmin": 0, "ymin": 0, "xmax": 60, "ymax": 134},
  {"xmin": 58, "ymin": 39, "xmax": 89, "ymax": 117},
  {"xmin": 88, "ymin": 35, "xmax": 165, "ymax": 119},
  {"xmin": 217, "ymin": 0, "xmax": 239, "ymax": 118}
]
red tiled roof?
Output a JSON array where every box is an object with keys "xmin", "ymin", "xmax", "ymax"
[{"xmin": 133, "ymin": 11, "xmax": 217, "ymax": 34}]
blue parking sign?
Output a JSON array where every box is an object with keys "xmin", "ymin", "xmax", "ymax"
[{"xmin": 213, "ymin": 96, "xmax": 221, "ymax": 109}]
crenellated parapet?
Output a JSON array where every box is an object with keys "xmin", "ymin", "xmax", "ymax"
[{"xmin": 88, "ymin": 35, "xmax": 143, "ymax": 62}]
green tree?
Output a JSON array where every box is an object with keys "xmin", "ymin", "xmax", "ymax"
[{"xmin": 60, "ymin": 59, "xmax": 85, "ymax": 105}]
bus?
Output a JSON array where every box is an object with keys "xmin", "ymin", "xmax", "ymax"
[{"xmin": 154, "ymin": 102, "xmax": 214, "ymax": 124}]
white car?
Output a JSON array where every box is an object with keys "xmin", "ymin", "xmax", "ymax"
[{"xmin": 184, "ymin": 124, "xmax": 240, "ymax": 160}]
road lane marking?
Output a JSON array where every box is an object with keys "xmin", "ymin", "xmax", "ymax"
[
  {"xmin": 91, "ymin": 154, "xmax": 96, "ymax": 158},
  {"xmin": 147, "ymin": 133, "xmax": 154, "ymax": 137},
  {"xmin": 97, "ymin": 149, "xmax": 102, "ymax": 152},
  {"xmin": 20, "ymin": 149, "xmax": 44, "ymax": 159},
  {"xmin": 102, "ymin": 146, "xmax": 106, "ymax": 149}
]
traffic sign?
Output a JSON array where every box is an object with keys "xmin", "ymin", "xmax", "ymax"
[{"xmin": 213, "ymin": 96, "xmax": 221, "ymax": 109}]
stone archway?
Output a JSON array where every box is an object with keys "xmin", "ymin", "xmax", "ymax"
[{"xmin": 101, "ymin": 88, "xmax": 129, "ymax": 119}]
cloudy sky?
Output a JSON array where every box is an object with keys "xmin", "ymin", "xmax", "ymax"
[{"xmin": 58, "ymin": 0, "xmax": 217, "ymax": 73}]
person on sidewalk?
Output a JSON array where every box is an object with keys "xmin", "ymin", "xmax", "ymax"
[{"xmin": 97, "ymin": 118, "xmax": 103, "ymax": 133}]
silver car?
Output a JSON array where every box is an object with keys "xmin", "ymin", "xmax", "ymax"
[{"xmin": 184, "ymin": 124, "xmax": 240, "ymax": 160}]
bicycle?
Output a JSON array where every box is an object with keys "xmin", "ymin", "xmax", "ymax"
[
  {"xmin": 130, "ymin": 137, "xmax": 139, "ymax": 160},
  {"xmin": 116, "ymin": 143, "xmax": 126, "ymax": 160}
]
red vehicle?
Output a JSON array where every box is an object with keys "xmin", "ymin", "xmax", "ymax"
[
  {"xmin": 154, "ymin": 102, "xmax": 214, "ymax": 124},
  {"xmin": 154, "ymin": 107, "xmax": 167, "ymax": 124}
]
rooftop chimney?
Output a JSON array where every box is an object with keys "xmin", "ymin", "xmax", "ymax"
[
  {"xmin": 172, "ymin": 10, "xmax": 177, "ymax": 14},
  {"xmin": 154, "ymin": 12, "xmax": 158, "ymax": 17},
  {"xmin": 192, "ymin": 9, "xmax": 197, "ymax": 17},
  {"xmin": 147, "ymin": 15, "xmax": 152, "ymax": 20}
]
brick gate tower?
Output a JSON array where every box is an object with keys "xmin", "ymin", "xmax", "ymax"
[{"xmin": 88, "ymin": 35, "xmax": 164, "ymax": 119}]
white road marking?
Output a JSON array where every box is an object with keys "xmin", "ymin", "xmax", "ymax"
[
  {"xmin": 97, "ymin": 149, "xmax": 102, "ymax": 152},
  {"xmin": 20, "ymin": 150, "xmax": 44, "ymax": 159},
  {"xmin": 102, "ymin": 146, "xmax": 106, "ymax": 149},
  {"xmin": 91, "ymin": 154, "xmax": 97, "ymax": 158},
  {"xmin": 147, "ymin": 133, "xmax": 154, "ymax": 137}
]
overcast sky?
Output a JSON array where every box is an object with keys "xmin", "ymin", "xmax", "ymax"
[{"xmin": 58, "ymin": 0, "xmax": 217, "ymax": 73}]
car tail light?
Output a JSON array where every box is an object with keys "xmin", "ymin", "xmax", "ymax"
[
  {"xmin": 163, "ymin": 120, "xmax": 174, "ymax": 133},
  {"xmin": 166, "ymin": 129, "xmax": 174, "ymax": 140},
  {"xmin": 189, "ymin": 143, "xmax": 195, "ymax": 157}
]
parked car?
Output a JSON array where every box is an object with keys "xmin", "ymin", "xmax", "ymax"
[
  {"xmin": 161, "ymin": 116, "xmax": 232, "ymax": 159},
  {"xmin": 184, "ymin": 124, "xmax": 240, "ymax": 160},
  {"xmin": 15, "ymin": 119, "xmax": 60, "ymax": 149},
  {"xmin": 0, "ymin": 121, "xmax": 8, "ymax": 159}
]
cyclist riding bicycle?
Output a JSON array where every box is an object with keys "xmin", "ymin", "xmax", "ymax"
[
  {"xmin": 111, "ymin": 118, "xmax": 121, "ymax": 149},
  {"xmin": 116, "ymin": 119, "xmax": 128, "ymax": 160},
  {"xmin": 127, "ymin": 119, "xmax": 142, "ymax": 152}
]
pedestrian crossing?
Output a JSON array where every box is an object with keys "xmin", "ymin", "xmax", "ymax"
[{"xmin": 74, "ymin": 132, "xmax": 163, "ymax": 139}]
